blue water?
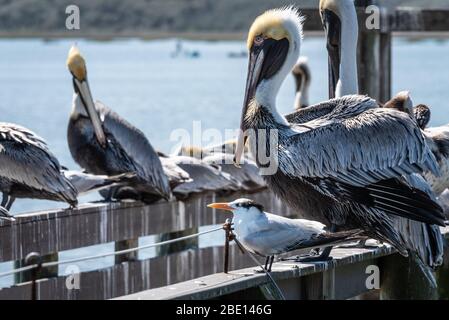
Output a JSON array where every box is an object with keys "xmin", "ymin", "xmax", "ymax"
[{"xmin": 1, "ymin": 37, "xmax": 449, "ymax": 213}]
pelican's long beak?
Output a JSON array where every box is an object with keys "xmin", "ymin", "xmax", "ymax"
[
  {"xmin": 207, "ymin": 202, "xmax": 234, "ymax": 212},
  {"xmin": 321, "ymin": 9, "xmax": 341, "ymax": 99},
  {"xmin": 73, "ymin": 78, "xmax": 107, "ymax": 148},
  {"xmin": 234, "ymin": 38, "xmax": 289, "ymax": 166},
  {"xmin": 67, "ymin": 46, "xmax": 107, "ymax": 148}
]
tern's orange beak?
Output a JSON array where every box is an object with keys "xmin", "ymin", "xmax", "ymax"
[{"xmin": 207, "ymin": 202, "xmax": 233, "ymax": 212}]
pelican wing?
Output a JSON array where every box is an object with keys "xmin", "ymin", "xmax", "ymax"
[
  {"xmin": 203, "ymin": 153, "xmax": 266, "ymax": 191},
  {"xmin": 171, "ymin": 156, "xmax": 239, "ymax": 198},
  {"xmin": 285, "ymin": 95, "xmax": 378, "ymax": 124},
  {"xmin": 283, "ymin": 107, "xmax": 438, "ymax": 184},
  {"xmin": 159, "ymin": 156, "xmax": 191, "ymax": 189},
  {"xmin": 95, "ymin": 101, "xmax": 171, "ymax": 198},
  {"xmin": 0, "ymin": 123, "xmax": 77, "ymax": 204},
  {"xmin": 280, "ymin": 106, "xmax": 444, "ymax": 225}
]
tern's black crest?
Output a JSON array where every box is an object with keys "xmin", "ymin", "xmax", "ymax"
[{"xmin": 235, "ymin": 199, "xmax": 264, "ymax": 212}]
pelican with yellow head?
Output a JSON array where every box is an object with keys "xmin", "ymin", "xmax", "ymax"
[
  {"xmin": 232, "ymin": 7, "xmax": 445, "ymax": 269},
  {"xmin": 66, "ymin": 45, "xmax": 171, "ymax": 203},
  {"xmin": 234, "ymin": 7, "xmax": 304, "ymax": 166}
]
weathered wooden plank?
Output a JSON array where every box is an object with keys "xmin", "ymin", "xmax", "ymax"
[
  {"xmin": 390, "ymin": 9, "xmax": 449, "ymax": 32},
  {"xmin": 0, "ymin": 189, "xmax": 296, "ymax": 263},
  {"xmin": 0, "ymin": 244, "xmax": 255, "ymax": 300},
  {"xmin": 115, "ymin": 245, "xmax": 397, "ymax": 300},
  {"xmin": 271, "ymin": 7, "xmax": 449, "ymax": 33},
  {"xmin": 2, "ymin": 228, "xmax": 447, "ymax": 300}
]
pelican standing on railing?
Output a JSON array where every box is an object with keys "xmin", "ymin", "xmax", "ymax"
[
  {"xmin": 233, "ymin": 7, "xmax": 445, "ymax": 270},
  {"xmin": 292, "ymin": 57, "xmax": 311, "ymax": 109},
  {"xmin": 0, "ymin": 123, "xmax": 78, "ymax": 216},
  {"xmin": 66, "ymin": 46, "xmax": 171, "ymax": 203},
  {"xmin": 318, "ymin": 0, "xmax": 445, "ymax": 278}
]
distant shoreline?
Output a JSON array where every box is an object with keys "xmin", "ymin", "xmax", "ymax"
[{"xmin": 1, "ymin": 31, "xmax": 449, "ymax": 41}]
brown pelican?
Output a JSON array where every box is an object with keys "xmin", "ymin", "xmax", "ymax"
[
  {"xmin": 292, "ymin": 56, "xmax": 311, "ymax": 109},
  {"xmin": 438, "ymin": 189, "xmax": 449, "ymax": 219},
  {"xmin": 318, "ymin": 0, "xmax": 445, "ymax": 276},
  {"xmin": 422, "ymin": 125, "xmax": 449, "ymax": 195},
  {"xmin": 381, "ymin": 93, "xmax": 449, "ymax": 198},
  {"xmin": 320, "ymin": 0, "xmax": 358, "ymax": 98},
  {"xmin": 202, "ymin": 153, "xmax": 266, "ymax": 192},
  {"xmin": 157, "ymin": 153, "xmax": 192, "ymax": 189},
  {"xmin": 62, "ymin": 169, "xmax": 136, "ymax": 196},
  {"xmin": 175, "ymin": 139, "xmax": 250, "ymax": 160},
  {"xmin": 383, "ymin": 91, "xmax": 413, "ymax": 114},
  {"xmin": 208, "ymin": 198, "xmax": 363, "ymax": 271},
  {"xmin": 0, "ymin": 123, "xmax": 78, "ymax": 211},
  {"xmin": 234, "ymin": 7, "xmax": 445, "ymax": 269},
  {"xmin": 414, "ymin": 104, "xmax": 431, "ymax": 130},
  {"xmin": 166, "ymin": 156, "xmax": 240, "ymax": 200},
  {"xmin": 66, "ymin": 46, "xmax": 171, "ymax": 203}
]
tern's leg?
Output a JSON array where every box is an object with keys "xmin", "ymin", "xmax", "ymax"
[
  {"xmin": 264, "ymin": 256, "xmax": 270, "ymax": 270},
  {"xmin": 267, "ymin": 256, "xmax": 274, "ymax": 272},
  {"xmin": 5, "ymin": 196, "xmax": 15, "ymax": 211},
  {"xmin": 255, "ymin": 257, "xmax": 269, "ymax": 273}
]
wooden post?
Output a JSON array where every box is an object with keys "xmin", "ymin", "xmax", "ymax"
[
  {"xmin": 15, "ymin": 252, "xmax": 58, "ymax": 284},
  {"xmin": 379, "ymin": 254, "xmax": 438, "ymax": 300},
  {"xmin": 355, "ymin": 0, "xmax": 392, "ymax": 103},
  {"xmin": 156, "ymin": 228, "xmax": 199, "ymax": 256},
  {"xmin": 115, "ymin": 239, "xmax": 138, "ymax": 264},
  {"xmin": 435, "ymin": 243, "xmax": 449, "ymax": 299}
]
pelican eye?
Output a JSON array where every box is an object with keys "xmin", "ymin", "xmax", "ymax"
[{"xmin": 254, "ymin": 35, "xmax": 264, "ymax": 46}]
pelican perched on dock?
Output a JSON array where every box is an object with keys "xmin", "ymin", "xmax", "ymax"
[
  {"xmin": 66, "ymin": 46, "xmax": 171, "ymax": 203},
  {"xmin": 292, "ymin": 56, "xmax": 311, "ymax": 109},
  {"xmin": 203, "ymin": 153, "xmax": 266, "ymax": 192},
  {"xmin": 0, "ymin": 123, "xmax": 78, "ymax": 212},
  {"xmin": 175, "ymin": 139, "xmax": 251, "ymax": 160},
  {"xmin": 422, "ymin": 125, "xmax": 449, "ymax": 195},
  {"xmin": 62, "ymin": 170, "xmax": 136, "ymax": 196},
  {"xmin": 208, "ymin": 199, "xmax": 363, "ymax": 271},
  {"xmin": 317, "ymin": 0, "xmax": 445, "ymax": 276},
  {"xmin": 157, "ymin": 153, "xmax": 192, "ymax": 189},
  {"xmin": 414, "ymin": 104, "xmax": 431, "ymax": 130},
  {"xmin": 166, "ymin": 156, "xmax": 240, "ymax": 199},
  {"xmin": 234, "ymin": 7, "xmax": 445, "ymax": 271}
]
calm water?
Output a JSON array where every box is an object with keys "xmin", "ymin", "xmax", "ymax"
[{"xmin": 1, "ymin": 37, "xmax": 449, "ymax": 213}]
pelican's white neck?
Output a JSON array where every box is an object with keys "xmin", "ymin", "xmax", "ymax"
[
  {"xmin": 71, "ymin": 93, "xmax": 88, "ymax": 117},
  {"xmin": 335, "ymin": 5, "xmax": 359, "ymax": 97},
  {"xmin": 255, "ymin": 39, "xmax": 300, "ymax": 126},
  {"xmin": 295, "ymin": 78, "xmax": 309, "ymax": 109}
]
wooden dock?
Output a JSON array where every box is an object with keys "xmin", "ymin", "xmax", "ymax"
[
  {"xmin": 115, "ymin": 227, "xmax": 449, "ymax": 300},
  {"xmin": 0, "ymin": 189, "xmax": 300, "ymax": 300}
]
